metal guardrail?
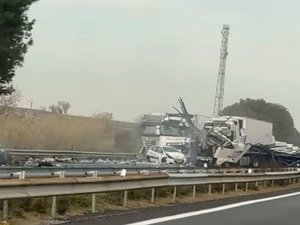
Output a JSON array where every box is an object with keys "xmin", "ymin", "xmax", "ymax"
[
  {"xmin": 0, "ymin": 167, "xmax": 299, "ymax": 219},
  {"xmin": 2, "ymin": 170, "xmax": 299, "ymax": 199},
  {"xmin": 0, "ymin": 165, "xmax": 198, "ymax": 179},
  {"xmin": 0, "ymin": 166, "xmax": 297, "ymax": 179},
  {"xmin": 6, "ymin": 149, "xmax": 137, "ymax": 159},
  {"xmin": 0, "ymin": 166, "xmax": 298, "ymax": 179},
  {"xmin": 0, "ymin": 174, "xmax": 168, "ymax": 199},
  {"xmin": 0, "ymin": 169, "xmax": 300, "ymax": 219}
]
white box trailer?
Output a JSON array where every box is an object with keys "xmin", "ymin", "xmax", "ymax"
[
  {"xmin": 241, "ymin": 117, "xmax": 273, "ymax": 145},
  {"xmin": 205, "ymin": 116, "xmax": 274, "ymax": 145}
]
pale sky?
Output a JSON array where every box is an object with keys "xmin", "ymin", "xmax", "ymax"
[{"xmin": 15, "ymin": 0, "xmax": 300, "ymax": 128}]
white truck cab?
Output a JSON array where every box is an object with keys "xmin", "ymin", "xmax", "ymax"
[{"xmin": 203, "ymin": 116, "xmax": 274, "ymax": 167}]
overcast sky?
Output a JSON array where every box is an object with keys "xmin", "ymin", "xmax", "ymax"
[{"xmin": 15, "ymin": 0, "xmax": 300, "ymax": 128}]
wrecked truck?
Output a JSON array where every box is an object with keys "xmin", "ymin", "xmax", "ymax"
[
  {"xmin": 176, "ymin": 98, "xmax": 300, "ymax": 168},
  {"xmin": 202, "ymin": 116, "xmax": 274, "ymax": 167}
]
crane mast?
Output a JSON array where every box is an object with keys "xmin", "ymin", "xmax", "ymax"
[{"xmin": 213, "ymin": 24, "xmax": 230, "ymax": 117}]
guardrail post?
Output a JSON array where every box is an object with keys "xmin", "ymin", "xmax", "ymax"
[
  {"xmin": 255, "ymin": 181, "xmax": 258, "ymax": 188},
  {"xmin": 4, "ymin": 169, "xmax": 25, "ymax": 220},
  {"xmin": 192, "ymin": 185, "xmax": 196, "ymax": 199},
  {"xmin": 51, "ymin": 196, "xmax": 57, "ymax": 218},
  {"xmin": 12, "ymin": 171, "xmax": 26, "ymax": 179},
  {"xmin": 235, "ymin": 183, "xmax": 238, "ymax": 192},
  {"xmin": 2, "ymin": 200, "xmax": 8, "ymax": 220},
  {"xmin": 123, "ymin": 190, "xmax": 128, "ymax": 207},
  {"xmin": 87, "ymin": 171, "xmax": 98, "ymax": 213},
  {"xmin": 208, "ymin": 184, "xmax": 212, "ymax": 195},
  {"xmin": 50, "ymin": 171, "xmax": 65, "ymax": 217},
  {"xmin": 271, "ymin": 180, "xmax": 274, "ymax": 187},
  {"xmin": 91, "ymin": 193, "xmax": 96, "ymax": 213},
  {"xmin": 222, "ymin": 184, "xmax": 226, "ymax": 195},
  {"xmin": 294, "ymin": 178, "xmax": 296, "ymax": 184},
  {"xmin": 245, "ymin": 182, "xmax": 249, "ymax": 191},
  {"xmin": 264, "ymin": 181, "xmax": 267, "ymax": 187},
  {"xmin": 87, "ymin": 171, "xmax": 98, "ymax": 178},
  {"xmin": 53, "ymin": 171, "xmax": 65, "ymax": 179},
  {"xmin": 151, "ymin": 188, "xmax": 155, "ymax": 203},
  {"xmin": 173, "ymin": 186, "xmax": 177, "ymax": 202}
]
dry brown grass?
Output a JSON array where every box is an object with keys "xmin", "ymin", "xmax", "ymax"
[{"xmin": 0, "ymin": 108, "xmax": 115, "ymax": 151}]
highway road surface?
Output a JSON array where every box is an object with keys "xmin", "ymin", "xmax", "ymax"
[{"xmin": 63, "ymin": 189, "xmax": 300, "ymax": 225}]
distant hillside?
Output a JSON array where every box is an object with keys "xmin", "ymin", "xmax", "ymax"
[
  {"xmin": 221, "ymin": 98, "xmax": 300, "ymax": 146},
  {"xmin": 0, "ymin": 107, "xmax": 139, "ymax": 152}
]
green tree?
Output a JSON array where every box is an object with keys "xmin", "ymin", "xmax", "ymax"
[
  {"xmin": 49, "ymin": 104, "xmax": 62, "ymax": 114},
  {"xmin": 57, "ymin": 101, "xmax": 71, "ymax": 114},
  {"xmin": 0, "ymin": 0, "xmax": 38, "ymax": 95},
  {"xmin": 221, "ymin": 98, "xmax": 300, "ymax": 146}
]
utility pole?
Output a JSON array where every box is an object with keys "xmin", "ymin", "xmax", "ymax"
[
  {"xmin": 213, "ymin": 24, "xmax": 230, "ymax": 117},
  {"xmin": 28, "ymin": 98, "xmax": 34, "ymax": 109}
]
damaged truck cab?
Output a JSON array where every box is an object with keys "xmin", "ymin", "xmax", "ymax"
[{"xmin": 203, "ymin": 116, "xmax": 274, "ymax": 167}]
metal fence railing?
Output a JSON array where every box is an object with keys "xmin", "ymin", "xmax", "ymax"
[{"xmin": 0, "ymin": 169, "xmax": 300, "ymax": 219}]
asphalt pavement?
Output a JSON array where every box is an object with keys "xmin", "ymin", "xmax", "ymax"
[
  {"xmin": 147, "ymin": 192, "xmax": 300, "ymax": 225},
  {"xmin": 62, "ymin": 188, "xmax": 300, "ymax": 225}
]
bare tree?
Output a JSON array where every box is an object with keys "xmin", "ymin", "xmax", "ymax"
[
  {"xmin": 93, "ymin": 112, "xmax": 113, "ymax": 120},
  {"xmin": 0, "ymin": 89, "xmax": 22, "ymax": 107}
]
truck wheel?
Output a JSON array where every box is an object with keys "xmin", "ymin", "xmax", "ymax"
[
  {"xmin": 222, "ymin": 161, "xmax": 232, "ymax": 168},
  {"xmin": 252, "ymin": 156, "xmax": 260, "ymax": 168}
]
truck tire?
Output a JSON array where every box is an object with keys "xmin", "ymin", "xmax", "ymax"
[{"xmin": 222, "ymin": 161, "xmax": 232, "ymax": 168}]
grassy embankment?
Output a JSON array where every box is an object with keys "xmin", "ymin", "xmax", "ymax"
[{"xmin": 0, "ymin": 107, "xmax": 139, "ymax": 152}]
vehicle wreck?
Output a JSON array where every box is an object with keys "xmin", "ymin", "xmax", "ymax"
[{"xmin": 142, "ymin": 98, "xmax": 300, "ymax": 168}]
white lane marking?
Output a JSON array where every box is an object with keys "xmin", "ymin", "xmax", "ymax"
[{"xmin": 126, "ymin": 191, "xmax": 300, "ymax": 225}]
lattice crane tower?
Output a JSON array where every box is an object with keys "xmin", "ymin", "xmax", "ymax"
[{"xmin": 213, "ymin": 24, "xmax": 230, "ymax": 117}]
